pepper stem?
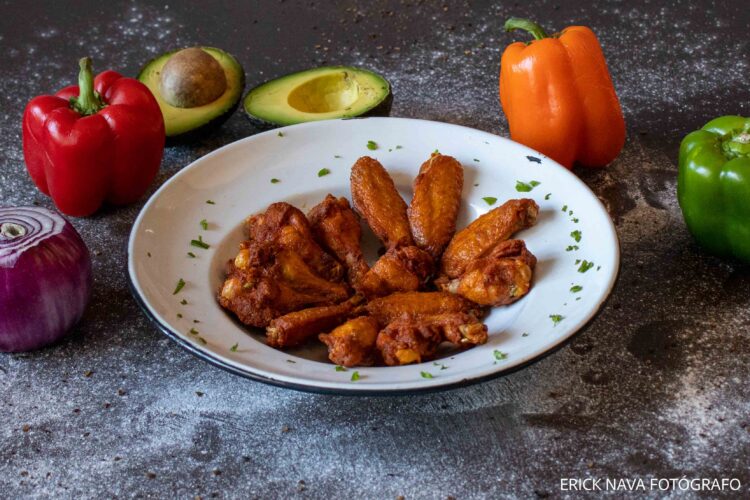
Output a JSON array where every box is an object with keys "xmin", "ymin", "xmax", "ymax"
[
  {"xmin": 504, "ymin": 17, "xmax": 549, "ymax": 41},
  {"xmin": 723, "ymin": 128, "xmax": 750, "ymax": 158},
  {"xmin": 70, "ymin": 57, "xmax": 105, "ymax": 116}
]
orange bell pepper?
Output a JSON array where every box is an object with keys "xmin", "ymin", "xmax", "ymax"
[{"xmin": 499, "ymin": 18, "xmax": 625, "ymax": 169}]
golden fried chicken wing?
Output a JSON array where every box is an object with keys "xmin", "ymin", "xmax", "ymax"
[
  {"xmin": 266, "ymin": 296, "xmax": 364, "ymax": 348},
  {"xmin": 319, "ymin": 316, "xmax": 380, "ymax": 367},
  {"xmin": 246, "ymin": 202, "xmax": 344, "ymax": 282},
  {"xmin": 366, "ymin": 291, "xmax": 485, "ymax": 326},
  {"xmin": 437, "ymin": 240, "xmax": 537, "ymax": 306},
  {"xmin": 218, "ymin": 241, "xmax": 350, "ymax": 328},
  {"xmin": 440, "ymin": 198, "xmax": 539, "ymax": 278},
  {"xmin": 408, "ymin": 153, "xmax": 464, "ymax": 259},
  {"xmin": 351, "ymin": 156, "xmax": 414, "ymax": 249},
  {"xmin": 307, "ymin": 194, "xmax": 370, "ymax": 287},
  {"xmin": 358, "ymin": 246, "xmax": 434, "ymax": 299}
]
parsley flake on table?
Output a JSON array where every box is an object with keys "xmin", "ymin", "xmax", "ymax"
[
  {"xmin": 366, "ymin": 140, "xmax": 378, "ymax": 150},
  {"xmin": 271, "ymin": 178, "xmax": 280, "ymax": 184},
  {"xmin": 200, "ymin": 219, "xmax": 208, "ymax": 230},
  {"xmin": 173, "ymin": 278, "xmax": 186, "ymax": 295},
  {"xmin": 420, "ymin": 371, "xmax": 434, "ymax": 379},
  {"xmin": 570, "ymin": 285, "xmax": 583, "ymax": 293},
  {"xmin": 493, "ymin": 350, "xmax": 508, "ymax": 360},
  {"xmin": 578, "ymin": 260, "xmax": 595, "ymax": 273},
  {"xmin": 351, "ymin": 371, "xmax": 360, "ymax": 381},
  {"xmin": 549, "ymin": 314, "xmax": 564, "ymax": 326},
  {"xmin": 482, "ymin": 196, "xmax": 497, "ymax": 206},
  {"xmin": 571, "ymin": 230, "xmax": 582, "ymax": 242},
  {"xmin": 335, "ymin": 366, "xmax": 347, "ymax": 372},
  {"xmin": 318, "ymin": 168, "xmax": 331, "ymax": 177},
  {"xmin": 206, "ymin": 200, "xmax": 216, "ymax": 205},
  {"xmin": 191, "ymin": 235, "xmax": 210, "ymax": 249},
  {"xmin": 230, "ymin": 343, "xmax": 238, "ymax": 352},
  {"xmin": 515, "ymin": 180, "xmax": 540, "ymax": 192}
]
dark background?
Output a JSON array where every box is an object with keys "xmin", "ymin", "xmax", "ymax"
[{"xmin": 1, "ymin": 0, "xmax": 749, "ymax": 498}]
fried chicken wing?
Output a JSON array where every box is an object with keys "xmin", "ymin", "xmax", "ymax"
[
  {"xmin": 319, "ymin": 316, "xmax": 380, "ymax": 367},
  {"xmin": 358, "ymin": 246, "xmax": 434, "ymax": 299},
  {"xmin": 307, "ymin": 194, "xmax": 370, "ymax": 287},
  {"xmin": 351, "ymin": 156, "xmax": 414, "ymax": 249},
  {"xmin": 219, "ymin": 241, "xmax": 350, "ymax": 328},
  {"xmin": 246, "ymin": 202, "xmax": 344, "ymax": 282},
  {"xmin": 266, "ymin": 296, "xmax": 364, "ymax": 348},
  {"xmin": 440, "ymin": 198, "xmax": 539, "ymax": 278},
  {"xmin": 408, "ymin": 154, "xmax": 464, "ymax": 259},
  {"xmin": 366, "ymin": 291, "xmax": 485, "ymax": 326},
  {"xmin": 437, "ymin": 240, "xmax": 536, "ymax": 306}
]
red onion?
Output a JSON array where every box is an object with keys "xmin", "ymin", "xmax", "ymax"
[{"xmin": 0, "ymin": 206, "xmax": 92, "ymax": 352}]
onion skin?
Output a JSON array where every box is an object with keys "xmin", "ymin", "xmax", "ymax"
[{"xmin": 0, "ymin": 207, "xmax": 92, "ymax": 352}]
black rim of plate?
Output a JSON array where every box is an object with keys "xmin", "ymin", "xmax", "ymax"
[{"xmin": 127, "ymin": 255, "xmax": 621, "ymax": 396}]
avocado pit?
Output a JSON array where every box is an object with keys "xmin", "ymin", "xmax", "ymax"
[{"xmin": 160, "ymin": 47, "xmax": 227, "ymax": 108}]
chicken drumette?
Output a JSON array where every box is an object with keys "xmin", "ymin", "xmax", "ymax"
[
  {"xmin": 357, "ymin": 245, "xmax": 434, "ymax": 299},
  {"xmin": 266, "ymin": 296, "xmax": 364, "ymax": 348},
  {"xmin": 319, "ymin": 316, "xmax": 380, "ymax": 367}
]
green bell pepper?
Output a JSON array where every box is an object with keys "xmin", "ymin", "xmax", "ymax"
[{"xmin": 678, "ymin": 115, "xmax": 750, "ymax": 262}]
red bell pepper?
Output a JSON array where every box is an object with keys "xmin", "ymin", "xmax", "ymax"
[{"xmin": 23, "ymin": 57, "xmax": 165, "ymax": 216}]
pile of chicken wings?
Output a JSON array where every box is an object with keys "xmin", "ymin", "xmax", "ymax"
[{"xmin": 218, "ymin": 154, "xmax": 539, "ymax": 367}]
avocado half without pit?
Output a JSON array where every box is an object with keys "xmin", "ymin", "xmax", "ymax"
[
  {"xmin": 243, "ymin": 66, "xmax": 392, "ymax": 128},
  {"xmin": 138, "ymin": 47, "xmax": 245, "ymax": 139}
]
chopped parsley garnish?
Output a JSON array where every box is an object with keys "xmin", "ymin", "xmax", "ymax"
[
  {"xmin": 200, "ymin": 219, "xmax": 208, "ymax": 230},
  {"xmin": 395, "ymin": 145, "xmax": 402, "ymax": 149},
  {"xmin": 351, "ymin": 371, "xmax": 360, "ymax": 381},
  {"xmin": 522, "ymin": 332, "xmax": 529, "ymax": 337},
  {"xmin": 366, "ymin": 140, "xmax": 378, "ymax": 150},
  {"xmin": 566, "ymin": 245, "xmax": 579, "ymax": 252},
  {"xmin": 562, "ymin": 205, "xmax": 568, "ymax": 212},
  {"xmin": 493, "ymin": 350, "xmax": 508, "ymax": 361},
  {"xmin": 420, "ymin": 371, "xmax": 434, "ymax": 379},
  {"xmin": 173, "ymin": 278, "xmax": 186, "ymax": 295},
  {"xmin": 187, "ymin": 252, "xmax": 196, "ymax": 258},
  {"xmin": 572, "ymin": 218, "xmax": 579, "ymax": 223},
  {"xmin": 271, "ymin": 178, "xmax": 280, "ymax": 184},
  {"xmin": 549, "ymin": 314, "xmax": 564, "ymax": 326},
  {"xmin": 570, "ymin": 230, "xmax": 582, "ymax": 242},
  {"xmin": 147, "ymin": 252, "xmax": 152, "ymax": 258},
  {"xmin": 473, "ymin": 158, "xmax": 480, "ymax": 162},
  {"xmin": 335, "ymin": 366, "xmax": 347, "ymax": 372},
  {"xmin": 570, "ymin": 285, "xmax": 583, "ymax": 293},
  {"xmin": 277, "ymin": 131, "xmax": 284, "ymax": 137},
  {"xmin": 230, "ymin": 343, "xmax": 239, "ymax": 352},
  {"xmin": 578, "ymin": 260, "xmax": 595, "ymax": 273},
  {"xmin": 433, "ymin": 148, "xmax": 440, "ymax": 154},
  {"xmin": 482, "ymin": 196, "xmax": 497, "ymax": 206},
  {"xmin": 545, "ymin": 193, "xmax": 551, "ymax": 200},
  {"xmin": 318, "ymin": 168, "xmax": 331, "ymax": 177},
  {"xmin": 189, "ymin": 328, "xmax": 199, "ymax": 335},
  {"xmin": 334, "ymin": 155, "xmax": 342, "ymax": 158},
  {"xmin": 197, "ymin": 337, "xmax": 207, "ymax": 345},
  {"xmin": 515, "ymin": 180, "xmax": 540, "ymax": 192},
  {"xmin": 526, "ymin": 155, "xmax": 542, "ymax": 163},
  {"xmin": 575, "ymin": 259, "xmax": 581, "ymax": 264},
  {"xmin": 206, "ymin": 200, "xmax": 216, "ymax": 205},
  {"xmin": 180, "ymin": 299, "xmax": 187, "ymax": 305},
  {"xmin": 433, "ymin": 362, "xmax": 448, "ymax": 370},
  {"xmin": 191, "ymin": 235, "xmax": 210, "ymax": 249},
  {"xmin": 176, "ymin": 313, "xmax": 183, "ymax": 319},
  {"xmin": 286, "ymin": 359, "xmax": 296, "ymax": 364}
]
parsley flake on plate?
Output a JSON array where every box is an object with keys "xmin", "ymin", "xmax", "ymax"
[
  {"xmin": 493, "ymin": 350, "xmax": 508, "ymax": 360},
  {"xmin": 318, "ymin": 168, "xmax": 331, "ymax": 177},
  {"xmin": 173, "ymin": 278, "xmax": 186, "ymax": 295},
  {"xmin": 366, "ymin": 140, "xmax": 378, "ymax": 150},
  {"xmin": 482, "ymin": 196, "xmax": 497, "ymax": 206},
  {"xmin": 420, "ymin": 371, "xmax": 434, "ymax": 379},
  {"xmin": 549, "ymin": 314, "xmax": 564, "ymax": 326}
]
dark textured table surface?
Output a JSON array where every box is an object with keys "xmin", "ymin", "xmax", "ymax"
[{"xmin": 1, "ymin": 1, "xmax": 749, "ymax": 498}]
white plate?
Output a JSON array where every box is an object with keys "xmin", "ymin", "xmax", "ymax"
[{"xmin": 128, "ymin": 117, "xmax": 619, "ymax": 395}]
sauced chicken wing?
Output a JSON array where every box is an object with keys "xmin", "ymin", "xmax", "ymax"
[
  {"xmin": 357, "ymin": 246, "xmax": 434, "ymax": 299},
  {"xmin": 437, "ymin": 240, "xmax": 537, "ymax": 306},
  {"xmin": 351, "ymin": 156, "xmax": 414, "ymax": 249},
  {"xmin": 408, "ymin": 154, "xmax": 464, "ymax": 259},
  {"xmin": 307, "ymin": 195, "xmax": 370, "ymax": 288},
  {"xmin": 246, "ymin": 202, "xmax": 344, "ymax": 282},
  {"xmin": 440, "ymin": 198, "xmax": 539, "ymax": 278},
  {"xmin": 266, "ymin": 296, "xmax": 364, "ymax": 348},
  {"xmin": 366, "ymin": 291, "xmax": 485, "ymax": 326},
  {"xmin": 319, "ymin": 316, "xmax": 380, "ymax": 367},
  {"xmin": 219, "ymin": 241, "xmax": 350, "ymax": 328}
]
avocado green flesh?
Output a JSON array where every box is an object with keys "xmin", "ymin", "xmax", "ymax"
[
  {"xmin": 138, "ymin": 47, "xmax": 244, "ymax": 137},
  {"xmin": 244, "ymin": 66, "xmax": 391, "ymax": 126}
]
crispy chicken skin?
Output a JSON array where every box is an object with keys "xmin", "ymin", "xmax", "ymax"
[
  {"xmin": 307, "ymin": 195, "xmax": 370, "ymax": 287},
  {"xmin": 366, "ymin": 291, "xmax": 485, "ymax": 326},
  {"xmin": 351, "ymin": 156, "xmax": 414, "ymax": 249},
  {"xmin": 319, "ymin": 316, "xmax": 380, "ymax": 367},
  {"xmin": 266, "ymin": 296, "xmax": 364, "ymax": 348},
  {"xmin": 246, "ymin": 202, "xmax": 344, "ymax": 282},
  {"xmin": 358, "ymin": 246, "xmax": 434, "ymax": 299},
  {"xmin": 408, "ymin": 154, "xmax": 464, "ymax": 259},
  {"xmin": 219, "ymin": 241, "xmax": 350, "ymax": 328},
  {"xmin": 438, "ymin": 240, "xmax": 537, "ymax": 306},
  {"xmin": 440, "ymin": 198, "xmax": 539, "ymax": 278}
]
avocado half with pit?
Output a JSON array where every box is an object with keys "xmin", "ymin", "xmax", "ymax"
[
  {"xmin": 138, "ymin": 47, "xmax": 245, "ymax": 139},
  {"xmin": 243, "ymin": 66, "xmax": 392, "ymax": 128}
]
